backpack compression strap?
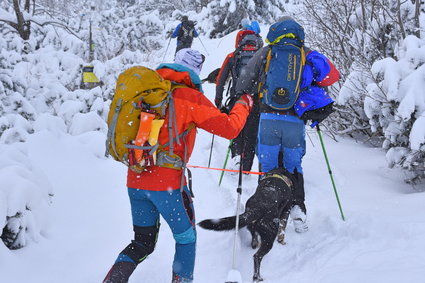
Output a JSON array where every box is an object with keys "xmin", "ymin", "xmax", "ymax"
[
  {"xmin": 165, "ymin": 84, "xmax": 188, "ymax": 155},
  {"xmin": 257, "ymin": 49, "xmax": 273, "ymax": 97},
  {"xmin": 105, "ymin": 98, "xmax": 123, "ymax": 158},
  {"xmin": 125, "ymin": 90, "xmax": 195, "ymax": 170}
]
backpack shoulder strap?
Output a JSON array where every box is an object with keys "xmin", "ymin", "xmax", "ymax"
[
  {"xmin": 296, "ymin": 46, "xmax": 306, "ymax": 93},
  {"xmin": 257, "ymin": 48, "xmax": 273, "ymax": 95},
  {"xmin": 264, "ymin": 48, "xmax": 273, "ymax": 74}
]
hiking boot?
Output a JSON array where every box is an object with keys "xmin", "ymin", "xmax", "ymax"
[
  {"xmin": 290, "ymin": 205, "xmax": 308, "ymax": 233},
  {"xmin": 172, "ymin": 272, "xmax": 193, "ymax": 283},
  {"xmin": 229, "ymin": 155, "xmax": 241, "ymax": 175}
]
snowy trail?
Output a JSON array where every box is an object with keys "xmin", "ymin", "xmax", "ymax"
[
  {"xmin": 5, "ymin": 125, "xmax": 423, "ymax": 283},
  {"xmin": 192, "ymin": 130, "xmax": 425, "ymax": 283}
]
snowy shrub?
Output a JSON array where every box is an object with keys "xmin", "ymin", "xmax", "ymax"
[
  {"xmin": 92, "ymin": 6, "xmax": 165, "ymax": 61},
  {"xmin": 33, "ymin": 113, "xmax": 67, "ymax": 136},
  {"xmin": 335, "ymin": 68, "xmax": 373, "ymax": 139},
  {"xmin": 366, "ymin": 35, "xmax": 425, "ymax": 184},
  {"xmin": 58, "ymin": 100, "xmax": 83, "ymax": 125},
  {"xmin": 300, "ymin": 0, "xmax": 421, "ymax": 139},
  {"xmin": 75, "ymin": 131, "xmax": 109, "ymax": 159},
  {"xmin": 204, "ymin": 0, "xmax": 286, "ymax": 38},
  {"xmin": 0, "ymin": 114, "xmax": 33, "ymax": 144},
  {"xmin": 69, "ymin": 112, "xmax": 107, "ymax": 136},
  {"xmin": 0, "ymin": 144, "xmax": 53, "ymax": 250},
  {"xmin": 0, "ymin": 1, "xmax": 112, "ymax": 250}
]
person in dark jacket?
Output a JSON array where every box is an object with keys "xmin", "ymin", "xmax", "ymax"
[
  {"xmin": 171, "ymin": 16, "xmax": 199, "ymax": 55},
  {"xmin": 235, "ymin": 17, "xmax": 340, "ymax": 240},
  {"xmin": 214, "ymin": 28, "xmax": 263, "ymax": 172}
]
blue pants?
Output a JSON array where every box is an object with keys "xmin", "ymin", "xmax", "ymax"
[
  {"xmin": 116, "ymin": 186, "xmax": 196, "ymax": 280},
  {"xmin": 257, "ymin": 112, "xmax": 306, "ymax": 174}
]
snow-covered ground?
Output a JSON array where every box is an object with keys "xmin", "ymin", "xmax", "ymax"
[
  {"xmin": 1, "ymin": 27, "xmax": 425, "ymax": 283},
  {"xmin": 2, "ymin": 115, "xmax": 425, "ymax": 283}
]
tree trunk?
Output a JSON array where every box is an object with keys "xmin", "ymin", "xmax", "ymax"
[
  {"xmin": 414, "ymin": 0, "xmax": 421, "ymax": 38},
  {"xmin": 24, "ymin": 0, "xmax": 30, "ymax": 12},
  {"xmin": 396, "ymin": 0, "xmax": 406, "ymax": 39},
  {"xmin": 12, "ymin": 0, "xmax": 31, "ymax": 40}
]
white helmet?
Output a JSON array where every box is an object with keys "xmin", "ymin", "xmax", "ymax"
[{"xmin": 174, "ymin": 48, "xmax": 205, "ymax": 75}]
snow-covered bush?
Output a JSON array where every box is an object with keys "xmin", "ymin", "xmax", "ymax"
[
  {"xmin": 366, "ymin": 35, "xmax": 425, "ymax": 184},
  {"xmin": 69, "ymin": 111, "xmax": 107, "ymax": 136},
  {"xmin": 204, "ymin": 0, "xmax": 287, "ymax": 38},
  {"xmin": 0, "ymin": 1, "xmax": 101, "ymax": 250},
  {"xmin": 0, "ymin": 144, "xmax": 53, "ymax": 249},
  {"xmin": 92, "ymin": 6, "xmax": 165, "ymax": 61},
  {"xmin": 299, "ymin": 0, "xmax": 421, "ymax": 138},
  {"xmin": 0, "ymin": 0, "xmax": 170, "ymax": 250}
]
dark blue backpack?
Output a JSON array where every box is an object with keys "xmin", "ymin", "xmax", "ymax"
[{"xmin": 262, "ymin": 19, "xmax": 306, "ymax": 110}]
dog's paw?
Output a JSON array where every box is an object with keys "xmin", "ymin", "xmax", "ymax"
[
  {"xmin": 251, "ymin": 238, "xmax": 259, "ymax": 249},
  {"xmin": 277, "ymin": 233, "xmax": 286, "ymax": 245}
]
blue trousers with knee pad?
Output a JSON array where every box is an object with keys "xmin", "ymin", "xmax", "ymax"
[
  {"xmin": 115, "ymin": 186, "xmax": 196, "ymax": 280},
  {"xmin": 257, "ymin": 112, "xmax": 306, "ymax": 174}
]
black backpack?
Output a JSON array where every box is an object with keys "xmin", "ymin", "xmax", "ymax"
[
  {"xmin": 178, "ymin": 20, "xmax": 195, "ymax": 45},
  {"xmin": 221, "ymin": 32, "xmax": 263, "ymax": 111},
  {"xmin": 232, "ymin": 33, "xmax": 263, "ymax": 79}
]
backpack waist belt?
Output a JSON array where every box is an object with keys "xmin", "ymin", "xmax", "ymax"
[
  {"xmin": 260, "ymin": 104, "xmax": 296, "ymax": 116},
  {"xmin": 156, "ymin": 150, "xmax": 183, "ymax": 170}
]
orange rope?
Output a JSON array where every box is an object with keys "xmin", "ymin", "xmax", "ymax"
[{"xmin": 187, "ymin": 165, "xmax": 265, "ymax": 175}]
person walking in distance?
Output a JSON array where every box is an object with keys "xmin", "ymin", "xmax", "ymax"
[{"xmin": 170, "ymin": 16, "xmax": 199, "ymax": 55}]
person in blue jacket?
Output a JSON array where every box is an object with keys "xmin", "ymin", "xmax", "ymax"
[
  {"xmin": 235, "ymin": 16, "xmax": 340, "ymax": 241},
  {"xmin": 171, "ymin": 16, "xmax": 199, "ymax": 55},
  {"xmin": 240, "ymin": 18, "xmax": 261, "ymax": 34}
]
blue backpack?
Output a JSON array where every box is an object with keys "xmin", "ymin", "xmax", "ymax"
[{"xmin": 262, "ymin": 19, "xmax": 306, "ymax": 110}]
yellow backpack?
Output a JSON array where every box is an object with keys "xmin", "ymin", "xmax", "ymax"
[{"xmin": 105, "ymin": 66, "xmax": 190, "ymax": 173}]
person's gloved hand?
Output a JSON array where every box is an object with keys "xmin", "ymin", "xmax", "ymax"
[
  {"xmin": 236, "ymin": 94, "xmax": 254, "ymax": 112},
  {"xmin": 220, "ymin": 105, "xmax": 230, "ymax": 114}
]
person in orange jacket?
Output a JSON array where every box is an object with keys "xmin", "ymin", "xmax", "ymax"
[{"xmin": 103, "ymin": 48, "xmax": 253, "ymax": 283}]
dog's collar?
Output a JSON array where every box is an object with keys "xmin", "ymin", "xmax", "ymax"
[{"xmin": 265, "ymin": 173, "xmax": 293, "ymax": 188}]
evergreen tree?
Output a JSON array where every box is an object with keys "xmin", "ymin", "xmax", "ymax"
[{"xmin": 206, "ymin": 0, "xmax": 287, "ymax": 38}]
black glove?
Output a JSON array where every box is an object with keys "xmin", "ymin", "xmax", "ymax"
[
  {"xmin": 220, "ymin": 105, "xmax": 230, "ymax": 114},
  {"xmin": 215, "ymin": 97, "xmax": 222, "ymax": 109},
  {"xmin": 300, "ymin": 103, "xmax": 334, "ymax": 125}
]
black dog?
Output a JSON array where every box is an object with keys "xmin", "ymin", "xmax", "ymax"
[
  {"xmin": 198, "ymin": 168, "xmax": 296, "ymax": 282},
  {"xmin": 201, "ymin": 67, "xmax": 220, "ymax": 84}
]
